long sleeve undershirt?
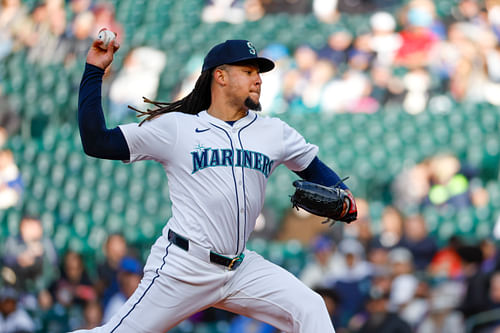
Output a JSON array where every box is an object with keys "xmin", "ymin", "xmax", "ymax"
[
  {"xmin": 294, "ymin": 157, "xmax": 348, "ymax": 190},
  {"xmin": 78, "ymin": 63, "xmax": 130, "ymax": 160}
]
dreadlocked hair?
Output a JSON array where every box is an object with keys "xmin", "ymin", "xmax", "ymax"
[{"xmin": 129, "ymin": 69, "xmax": 213, "ymax": 126}]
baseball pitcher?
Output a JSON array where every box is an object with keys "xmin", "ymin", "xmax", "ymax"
[{"xmin": 73, "ymin": 35, "xmax": 357, "ymax": 332}]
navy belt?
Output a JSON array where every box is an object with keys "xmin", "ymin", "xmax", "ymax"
[{"xmin": 167, "ymin": 229, "xmax": 244, "ymax": 270}]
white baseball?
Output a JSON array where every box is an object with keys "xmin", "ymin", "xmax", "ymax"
[{"xmin": 97, "ymin": 29, "xmax": 116, "ymax": 49}]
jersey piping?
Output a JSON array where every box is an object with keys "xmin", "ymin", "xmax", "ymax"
[
  {"xmin": 237, "ymin": 113, "xmax": 258, "ymax": 252},
  {"xmin": 110, "ymin": 242, "xmax": 173, "ymax": 332},
  {"xmin": 209, "ymin": 122, "xmax": 241, "ymax": 255}
]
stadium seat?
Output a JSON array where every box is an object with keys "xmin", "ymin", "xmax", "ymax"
[
  {"xmin": 73, "ymin": 212, "xmax": 90, "ymax": 238},
  {"xmin": 95, "ymin": 179, "xmax": 112, "ymax": 202},
  {"xmin": 53, "ymin": 224, "xmax": 71, "ymax": 251},
  {"xmin": 267, "ymin": 242, "xmax": 285, "ymax": 266},
  {"xmin": 44, "ymin": 187, "xmax": 60, "ymax": 212},
  {"xmin": 110, "ymin": 191, "xmax": 127, "ymax": 214},
  {"xmin": 91, "ymin": 201, "xmax": 109, "ymax": 227},
  {"xmin": 87, "ymin": 225, "xmax": 108, "ymax": 251}
]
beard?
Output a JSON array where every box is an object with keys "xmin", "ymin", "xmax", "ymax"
[{"xmin": 244, "ymin": 96, "xmax": 262, "ymax": 111}]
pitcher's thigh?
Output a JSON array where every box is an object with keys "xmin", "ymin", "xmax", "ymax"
[
  {"xmin": 73, "ymin": 244, "xmax": 221, "ymax": 333},
  {"xmin": 216, "ymin": 251, "xmax": 335, "ymax": 333}
]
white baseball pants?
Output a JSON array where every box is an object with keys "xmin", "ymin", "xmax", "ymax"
[{"xmin": 71, "ymin": 233, "xmax": 335, "ymax": 333}]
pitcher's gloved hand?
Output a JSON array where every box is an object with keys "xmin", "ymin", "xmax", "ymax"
[{"xmin": 291, "ymin": 180, "xmax": 357, "ymax": 225}]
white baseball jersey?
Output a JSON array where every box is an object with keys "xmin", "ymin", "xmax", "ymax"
[
  {"xmin": 119, "ymin": 110, "xmax": 318, "ymax": 255},
  {"xmin": 74, "ymin": 110, "xmax": 336, "ymax": 333}
]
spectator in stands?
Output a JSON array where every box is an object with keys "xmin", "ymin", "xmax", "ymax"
[
  {"xmin": 48, "ymin": 251, "xmax": 96, "ymax": 309},
  {"xmin": 372, "ymin": 206, "xmax": 404, "ymax": 249},
  {"xmin": 91, "ymin": 3, "xmax": 123, "ymax": 44},
  {"xmin": 343, "ymin": 198, "xmax": 373, "ymax": 250},
  {"xmin": 368, "ymin": 64, "xmax": 399, "ymax": 106},
  {"xmin": 312, "ymin": 0, "xmax": 339, "ymax": 23},
  {"xmin": 300, "ymin": 234, "xmax": 344, "ymax": 288},
  {"xmin": 102, "ymin": 256, "xmax": 142, "ymax": 324},
  {"xmin": 0, "ymin": 127, "xmax": 7, "ymax": 148},
  {"xmin": 70, "ymin": 0, "xmax": 93, "ymax": 17},
  {"xmin": 429, "ymin": 235, "xmax": 464, "ymax": 281},
  {"xmin": 334, "ymin": 238, "xmax": 372, "ymax": 283},
  {"xmin": 95, "ymin": 234, "xmax": 128, "ymax": 309},
  {"xmin": 369, "ymin": 11, "xmax": 402, "ymax": 67},
  {"xmin": 401, "ymin": 67, "xmax": 432, "ymax": 114},
  {"xmin": 201, "ymin": 0, "xmax": 246, "ymax": 24},
  {"xmin": 0, "ymin": 0, "xmax": 29, "ymax": 60},
  {"xmin": 64, "ymin": 11, "xmax": 95, "ymax": 67},
  {"xmin": 282, "ymin": 44, "xmax": 318, "ymax": 107},
  {"xmin": 391, "ymin": 161, "xmax": 431, "ymax": 213},
  {"xmin": 427, "ymin": 22, "xmax": 465, "ymax": 94},
  {"xmin": 347, "ymin": 33, "xmax": 374, "ymax": 72},
  {"xmin": 259, "ymin": 43, "xmax": 291, "ymax": 113},
  {"xmin": 108, "ymin": 46, "xmax": 166, "ymax": 123},
  {"xmin": 387, "ymin": 247, "xmax": 427, "ymax": 327},
  {"xmin": 260, "ymin": 0, "xmax": 311, "ymax": 14},
  {"xmin": 343, "ymin": 72, "xmax": 379, "ymax": 114},
  {"xmin": 425, "ymin": 154, "xmax": 472, "ymax": 208},
  {"xmin": 321, "ymin": 70, "xmax": 375, "ymax": 113},
  {"xmin": 399, "ymin": 214, "xmax": 438, "ymax": 271},
  {"xmin": 440, "ymin": 21, "xmax": 490, "ymax": 102},
  {"xmin": 318, "ymin": 30, "xmax": 352, "ymax": 67},
  {"xmin": 480, "ymin": 238, "xmax": 498, "ymax": 273},
  {"xmin": 416, "ymin": 281, "xmax": 465, "ymax": 333},
  {"xmin": 464, "ymin": 271, "xmax": 500, "ymax": 331},
  {"xmin": 0, "ymin": 91, "xmax": 21, "ymax": 137},
  {"xmin": 78, "ymin": 300, "xmax": 103, "ymax": 331},
  {"xmin": 331, "ymin": 238, "xmax": 372, "ymax": 329},
  {"xmin": 486, "ymin": 271, "xmax": 500, "ymax": 310},
  {"xmin": 367, "ymin": 243, "xmax": 390, "ymax": 275},
  {"xmin": 457, "ymin": 244, "xmax": 490, "ymax": 319},
  {"xmin": 244, "ymin": 0, "xmax": 266, "ymax": 21},
  {"xmin": 394, "ymin": 0, "xmax": 440, "ymax": 68},
  {"xmin": 313, "ymin": 287, "xmax": 341, "ymax": 328},
  {"xmin": 2, "ymin": 215, "xmax": 57, "ymax": 292},
  {"xmin": 301, "ymin": 59, "xmax": 336, "ymax": 111},
  {"xmin": 40, "ymin": 250, "xmax": 96, "ymax": 330},
  {"xmin": 27, "ymin": 0, "xmax": 68, "ymax": 65},
  {"xmin": 355, "ymin": 286, "xmax": 411, "ymax": 333},
  {"xmin": 453, "ymin": 0, "xmax": 485, "ymax": 25},
  {"xmin": 0, "ymin": 149, "xmax": 23, "ymax": 209},
  {"xmin": 348, "ymin": 266, "xmax": 393, "ymax": 330},
  {"xmin": 0, "ymin": 287, "xmax": 35, "ymax": 333}
]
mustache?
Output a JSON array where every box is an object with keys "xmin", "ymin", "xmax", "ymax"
[{"xmin": 244, "ymin": 97, "xmax": 262, "ymax": 111}]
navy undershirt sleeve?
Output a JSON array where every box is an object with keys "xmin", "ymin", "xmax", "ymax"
[
  {"xmin": 78, "ymin": 63, "xmax": 130, "ymax": 160},
  {"xmin": 294, "ymin": 156, "xmax": 348, "ymax": 190}
]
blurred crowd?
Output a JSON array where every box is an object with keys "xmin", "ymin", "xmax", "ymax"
[
  {"xmin": 296, "ymin": 202, "xmax": 500, "ymax": 333},
  {"xmin": 0, "ymin": 0, "xmax": 500, "ymax": 332},
  {"xmin": 0, "ymin": 216, "xmax": 145, "ymax": 332},
  {"xmin": 0, "ymin": 0, "xmax": 123, "ymax": 67},
  {"xmin": 3, "ymin": 208, "xmax": 500, "ymax": 332},
  {"xmin": 190, "ymin": 0, "xmax": 500, "ymax": 115}
]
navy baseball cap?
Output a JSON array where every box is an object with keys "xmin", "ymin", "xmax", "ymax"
[{"xmin": 202, "ymin": 40, "xmax": 275, "ymax": 73}]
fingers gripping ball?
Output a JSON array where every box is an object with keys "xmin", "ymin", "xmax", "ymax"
[
  {"xmin": 97, "ymin": 29, "xmax": 116, "ymax": 49},
  {"xmin": 290, "ymin": 180, "xmax": 358, "ymax": 225}
]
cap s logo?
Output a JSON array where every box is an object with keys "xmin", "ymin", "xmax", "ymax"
[{"xmin": 247, "ymin": 42, "xmax": 256, "ymax": 55}]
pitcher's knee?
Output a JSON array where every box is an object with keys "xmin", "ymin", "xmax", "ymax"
[
  {"xmin": 297, "ymin": 289, "xmax": 328, "ymax": 317},
  {"xmin": 293, "ymin": 289, "xmax": 334, "ymax": 332}
]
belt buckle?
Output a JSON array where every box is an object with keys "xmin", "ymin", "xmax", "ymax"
[
  {"xmin": 227, "ymin": 253, "xmax": 245, "ymax": 270},
  {"xmin": 228, "ymin": 256, "xmax": 240, "ymax": 270}
]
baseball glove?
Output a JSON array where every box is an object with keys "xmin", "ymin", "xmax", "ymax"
[{"xmin": 291, "ymin": 180, "xmax": 357, "ymax": 226}]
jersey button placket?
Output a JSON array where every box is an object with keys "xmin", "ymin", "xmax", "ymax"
[{"xmin": 232, "ymin": 128, "xmax": 246, "ymax": 253}]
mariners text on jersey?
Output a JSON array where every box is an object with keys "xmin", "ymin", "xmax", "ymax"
[{"xmin": 191, "ymin": 147, "xmax": 274, "ymax": 178}]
